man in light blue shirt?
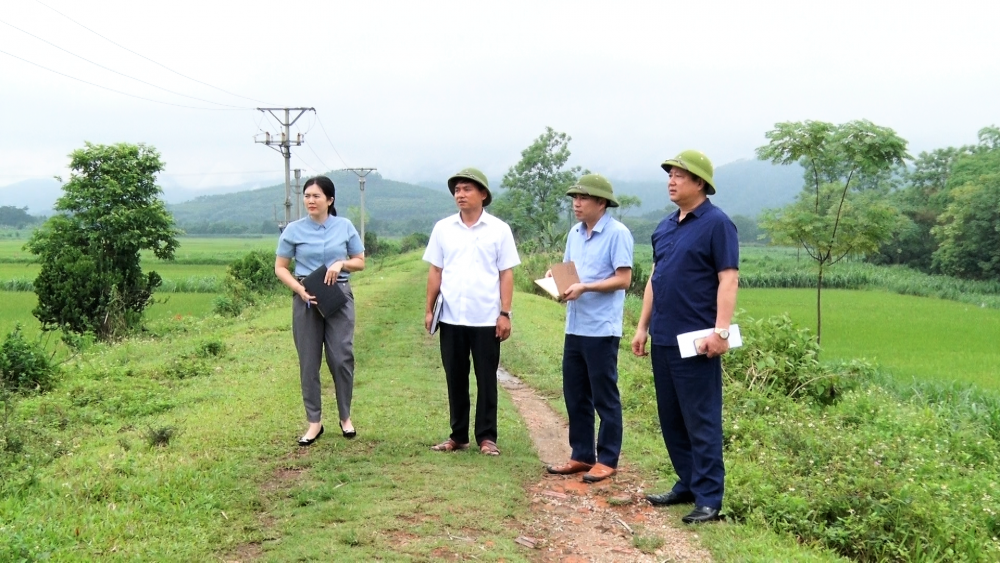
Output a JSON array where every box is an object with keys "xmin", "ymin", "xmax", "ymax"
[{"xmin": 546, "ymin": 174, "xmax": 634, "ymax": 483}]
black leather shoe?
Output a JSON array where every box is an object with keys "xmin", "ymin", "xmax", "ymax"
[
  {"xmin": 339, "ymin": 421, "xmax": 356, "ymax": 439},
  {"xmin": 646, "ymin": 491, "xmax": 695, "ymax": 506},
  {"xmin": 297, "ymin": 425, "xmax": 324, "ymax": 447},
  {"xmin": 682, "ymin": 506, "xmax": 723, "ymax": 524}
]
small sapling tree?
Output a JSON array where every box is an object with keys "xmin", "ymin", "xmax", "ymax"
[{"xmin": 756, "ymin": 120, "xmax": 909, "ymax": 345}]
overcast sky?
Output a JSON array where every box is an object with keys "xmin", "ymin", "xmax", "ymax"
[{"xmin": 2, "ymin": 0, "xmax": 998, "ymax": 191}]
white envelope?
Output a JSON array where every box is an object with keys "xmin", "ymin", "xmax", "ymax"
[{"xmin": 676, "ymin": 325, "xmax": 743, "ymax": 358}]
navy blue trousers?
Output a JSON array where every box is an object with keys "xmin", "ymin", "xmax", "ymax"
[
  {"xmin": 562, "ymin": 334, "xmax": 623, "ymax": 468},
  {"xmin": 650, "ymin": 344, "xmax": 725, "ymax": 509},
  {"xmin": 438, "ymin": 323, "xmax": 500, "ymax": 445}
]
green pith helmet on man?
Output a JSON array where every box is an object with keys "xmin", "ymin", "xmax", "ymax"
[
  {"xmin": 661, "ymin": 150, "xmax": 716, "ymax": 195},
  {"xmin": 565, "ymin": 173, "xmax": 620, "ymax": 207},
  {"xmin": 447, "ymin": 167, "xmax": 492, "ymax": 207}
]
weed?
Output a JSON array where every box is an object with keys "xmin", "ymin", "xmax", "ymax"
[
  {"xmin": 144, "ymin": 425, "xmax": 179, "ymax": 447},
  {"xmin": 195, "ymin": 339, "xmax": 227, "ymax": 358},
  {"xmin": 632, "ymin": 534, "xmax": 664, "ymax": 553}
]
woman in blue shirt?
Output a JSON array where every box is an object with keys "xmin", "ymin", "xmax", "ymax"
[{"xmin": 275, "ymin": 176, "xmax": 365, "ymax": 446}]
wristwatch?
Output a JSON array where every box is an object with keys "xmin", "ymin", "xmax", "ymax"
[
  {"xmin": 714, "ymin": 327, "xmax": 730, "ymax": 340},
  {"xmin": 499, "ymin": 311, "xmax": 512, "ymax": 319}
]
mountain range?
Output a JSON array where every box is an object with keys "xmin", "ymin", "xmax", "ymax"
[{"xmin": 1, "ymin": 160, "xmax": 805, "ymax": 234}]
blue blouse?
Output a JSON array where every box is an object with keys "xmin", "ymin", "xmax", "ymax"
[{"xmin": 276, "ymin": 215, "xmax": 364, "ymax": 281}]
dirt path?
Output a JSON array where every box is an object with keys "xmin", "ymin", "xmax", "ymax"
[{"xmin": 499, "ymin": 368, "xmax": 713, "ymax": 562}]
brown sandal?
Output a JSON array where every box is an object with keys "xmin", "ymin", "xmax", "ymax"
[
  {"xmin": 431, "ymin": 438, "xmax": 469, "ymax": 452},
  {"xmin": 478, "ymin": 439, "xmax": 500, "ymax": 456}
]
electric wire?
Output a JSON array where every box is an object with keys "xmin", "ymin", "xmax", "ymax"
[
  {"xmin": 0, "ymin": 47, "xmax": 245, "ymax": 111},
  {"xmin": 0, "ymin": 18, "xmax": 251, "ymax": 109},
  {"xmin": 315, "ymin": 114, "xmax": 352, "ymax": 168},
  {"xmin": 34, "ymin": 0, "xmax": 278, "ymax": 106}
]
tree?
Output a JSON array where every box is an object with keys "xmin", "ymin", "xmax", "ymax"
[
  {"xmin": 612, "ymin": 194, "xmax": 642, "ymax": 220},
  {"xmin": 757, "ymin": 120, "xmax": 909, "ymax": 345},
  {"xmin": 931, "ymin": 159, "xmax": 1000, "ymax": 280},
  {"xmin": 25, "ymin": 143, "xmax": 179, "ymax": 340},
  {"xmin": 0, "ymin": 206, "xmax": 39, "ymax": 229},
  {"xmin": 493, "ymin": 127, "xmax": 582, "ymax": 250}
]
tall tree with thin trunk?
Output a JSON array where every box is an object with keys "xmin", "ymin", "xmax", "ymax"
[{"xmin": 756, "ymin": 120, "xmax": 909, "ymax": 346}]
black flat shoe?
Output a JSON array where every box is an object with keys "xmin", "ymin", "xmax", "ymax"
[
  {"xmin": 298, "ymin": 425, "xmax": 324, "ymax": 447},
  {"xmin": 646, "ymin": 490, "xmax": 696, "ymax": 506},
  {"xmin": 682, "ymin": 506, "xmax": 724, "ymax": 524},
  {"xmin": 339, "ymin": 421, "xmax": 356, "ymax": 439}
]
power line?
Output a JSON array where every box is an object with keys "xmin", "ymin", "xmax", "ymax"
[
  {"xmin": 316, "ymin": 115, "xmax": 352, "ymax": 168},
  {"xmin": 0, "ymin": 47, "xmax": 247, "ymax": 111},
  {"xmin": 0, "ymin": 18, "xmax": 251, "ymax": 109},
  {"xmin": 34, "ymin": 0, "xmax": 278, "ymax": 106}
]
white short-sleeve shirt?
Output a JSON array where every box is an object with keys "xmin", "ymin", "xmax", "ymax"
[{"xmin": 423, "ymin": 211, "xmax": 521, "ymax": 327}]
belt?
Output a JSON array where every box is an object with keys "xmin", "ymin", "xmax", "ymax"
[{"xmin": 296, "ymin": 275, "xmax": 348, "ymax": 284}]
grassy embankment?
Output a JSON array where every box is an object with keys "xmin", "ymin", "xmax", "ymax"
[
  {"xmin": 2, "ymin": 253, "xmax": 544, "ymax": 561},
  {"xmin": 4, "ymin": 239, "xmax": 1000, "ymax": 560}
]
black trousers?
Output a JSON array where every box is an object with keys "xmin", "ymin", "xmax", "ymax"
[{"xmin": 438, "ymin": 322, "xmax": 500, "ymax": 445}]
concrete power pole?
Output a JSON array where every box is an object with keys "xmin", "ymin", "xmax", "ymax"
[
  {"xmin": 255, "ymin": 107, "xmax": 314, "ymax": 231},
  {"xmin": 294, "ymin": 169, "xmax": 302, "ymax": 220},
  {"xmin": 341, "ymin": 168, "xmax": 376, "ymax": 249}
]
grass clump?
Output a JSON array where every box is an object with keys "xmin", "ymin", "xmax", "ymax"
[{"xmin": 144, "ymin": 424, "xmax": 179, "ymax": 447}]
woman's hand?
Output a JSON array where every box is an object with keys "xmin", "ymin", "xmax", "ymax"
[{"xmin": 324, "ymin": 261, "xmax": 343, "ymax": 285}]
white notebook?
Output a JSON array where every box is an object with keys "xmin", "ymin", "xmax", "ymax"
[{"xmin": 676, "ymin": 325, "xmax": 743, "ymax": 358}]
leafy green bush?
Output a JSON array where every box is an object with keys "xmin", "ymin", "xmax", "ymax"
[
  {"xmin": 213, "ymin": 277, "xmax": 258, "ymax": 317},
  {"xmin": 725, "ymin": 314, "xmax": 863, "ymax": 404},
  {"xmin": 724, "ymin": 383, "xmax": 1000, "ymax": 561},
  {"xmin": 513, "ymin": 251, "xmax": 562, "ymax": 296},
  {"xmin": 398, "ymin": 232, "xmax": 429, "ymax": 253},
  {"xmin": 0, "ymin": 324, "xmax": 56, "ymax": 393},
  {"xmin": 227, "ymin": 249, "xmax": 280, "ymax": 294}
]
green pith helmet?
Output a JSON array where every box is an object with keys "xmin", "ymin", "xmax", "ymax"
[
  {"xmin": 447, "ymin": 167, "xmax": 492, "ymax": 207},
  {"xmin": 661, "ymin": 150, "xmax": 716, "ymax": 195},
  {"xmin": 565, "ymin": 173, "xmax": 620, "ymax": 207}
]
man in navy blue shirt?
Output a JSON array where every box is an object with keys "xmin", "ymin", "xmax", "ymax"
[{"xmin": 631, "ymin": 150, "xmax": 739, "ymax": 524}]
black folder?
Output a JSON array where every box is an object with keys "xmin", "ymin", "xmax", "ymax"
[{"xmin": 302, "ymin": 266, "xmax": 348, "ymax": 318}]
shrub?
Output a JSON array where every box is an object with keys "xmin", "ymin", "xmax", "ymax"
[
  {"xmin": 725, "ymin": 313, "xmax": 863, "ymax": 404},
  {"xmin": 0, "ymin": 324, "xmax": 56, "ymax": 393},
  {"xmin": 227, "ymin": 249, "xmax": 280, "ymax": 294},
  {"xmin": 399, "ymin": 232, "xmax": 430, "ymax": 253},
  {"xmin": 513, "ymin": 251, "xmax": 562, "ymax": 296},
  {"xmin": 213, "ymin": 278, "xmax": 258, "ymax": 317}
]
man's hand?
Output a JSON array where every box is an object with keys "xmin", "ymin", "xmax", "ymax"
[
  {"xmin": 562, "ymin": 282, "xmax": 586, "ymax": 302},
  {"xmin": 495, "ymin": 315, "xmax": 512, "ymax": 341},
  {"xmin": 699, "ymin": 332, "xmax": 731, "ymax": 358},
  {"xmin": 424, "ymin": 311, "xmax": 433, "ymax": 333},
  {"xmin": 631, "ymin": 328, "xmax": 649, "ymax": 357}
]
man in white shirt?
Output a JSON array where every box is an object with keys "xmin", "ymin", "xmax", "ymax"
[{"xmin": 423, "ymin": 167, "xmax": 521, "ymax": 456}]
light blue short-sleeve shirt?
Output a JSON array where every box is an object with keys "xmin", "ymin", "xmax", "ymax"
[
  {"xmin": 276, "ymin": 215, "xmax": 364, "ymax": 281},
  {"xmin": 563, "ymin": 213, "xmax": 634, "ymax": 337}
]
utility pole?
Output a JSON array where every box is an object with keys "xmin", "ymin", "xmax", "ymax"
[
  {"xmin": 293, "ymin": 169, "xmax": 302, "ymax": 220},
  {"xmin": 254, "ymin": 107, "xmax": 314, "ymax": 231},
  {"xmin": 341, "ymin": 168, "xmax": 376, "ymax": 248}
]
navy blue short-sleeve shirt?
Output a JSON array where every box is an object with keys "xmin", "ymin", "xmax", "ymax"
[{"xmin": 649, "ymin": 199, "xmax": 739, "ymax": 346}]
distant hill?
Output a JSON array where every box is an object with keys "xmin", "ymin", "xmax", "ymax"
[
  {"xmin": 0, "ymin": 178, "xmax": 61, "ymax": 216},
  {"xmin": 0, "ymin": 177, "xmax": 284, "ymax": 216},
  {"xmin": 610, "ymin": 159, "xmax": 804, "ymax": 218},
  {"xmin": 167, "ymin": 170, "xmax": 455, "ymax": 236}
]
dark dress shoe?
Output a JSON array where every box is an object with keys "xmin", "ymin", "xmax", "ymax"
[
  {"xmin": 682, "ymin": 506, "xmax": 723, "ymax": 524},
  {"xmin": 298, "ymin": 425, "xmax": 324, "ymax": 447},
  {"xmin": 646, "ymin": 490, "xmax": 696, "ymax": 506},
  {"xmin": 339, "ymin": 421, "xmax": 356, "ymax": 439}
]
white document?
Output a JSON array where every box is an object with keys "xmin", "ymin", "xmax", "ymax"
[
  {"xmin": 533, "ymin": 277, "xmax": 560, "ymax": 300},
  {"xmin": 429, "ymin": 293, "xmax": 444, "ymax": 335},
  {"xmin": 676, "ymin": 324, "xmax": 743, "ymax": 358}
]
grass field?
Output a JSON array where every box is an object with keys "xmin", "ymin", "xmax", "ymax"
[{"xmin": 738, "ymin": 288, "xmax": 1000, "ymax": 389}]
